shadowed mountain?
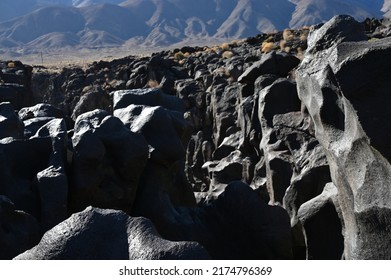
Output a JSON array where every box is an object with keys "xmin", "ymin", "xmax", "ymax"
[
  {"xmin": 80, "ymin": 3, "xmax": 147, "ymax": 39},
  {"xmin": 0, "ymin": 0, "xmax": 390, "ymax": 54},
  {"xmin": 78, "ymin": 29, "xmax": 124, "ymax": 47},
  {"xmin": 216, "ymin": 0, "xmax": 295, "ymax": 38},
  {"xmin": 0, "ymin": 6, "xmax": 85, "ymax": 43},
  {"xmin": 26, "ymin": 32, "xmax": 80, "ymax": 49},
  {"xmin": 290, "ymin": 0, "xmax": 384, "ymax": 28}
]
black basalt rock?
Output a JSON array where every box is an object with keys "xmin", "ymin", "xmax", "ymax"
[{"xmin": 14, "ymin": 207, "xmax": 209, "ymax": 260}]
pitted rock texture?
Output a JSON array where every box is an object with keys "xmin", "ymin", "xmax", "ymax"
[
  {"xmin": 297, "ymin": 15, "xmax": 391, "ymax": 259},
  {"xmin": 14, "ymin": 207, "xmax": 209, "ymax": 260}
]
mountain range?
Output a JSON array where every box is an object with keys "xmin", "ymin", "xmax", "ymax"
[{"xmin": 0, "ymin": 0, "xmax": 390, "ymax": 56}]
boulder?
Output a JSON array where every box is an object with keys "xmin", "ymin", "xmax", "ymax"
[
  {"xmin": 0, "ymin": 137, "xmax": 54, "ymax": 218},
  {"xmin": 31, "ymin": 117, "xmax": 69, "ymax": 231},
  {"xmin": 134, "ymin": 178, "xmax": 293, "ymax": 260},
  {"xmin": 18, "ymin": 103, "xmax": 64, "ymax": 121},
  {"xmin": 258, "ymin": 79, "xmax": 301, "ymax": 129},
  {"xmin": 113, "ymin": 88, "xmax": 197, "ymax": 229},
  {"xmin": 306, "ymin": 15, "xmax": 367, "ymax": 55},
  {"xmin": 327, "ymin": 38, "xmax": 391, "ymax": 161},
  {"xmin": 237, "ymin": 90, "xmax": 261, "ymax": 155},
  {"xmin": 254, "ymin": 76, "xmax": 331, "ymax": 258},
  {"xmin": 23, "ymin": 117, "xmax": 55, "ymax": 138},
  {"xmin": 112, "ymin": 88, "xmax": 185, "ymax": 113},
  {"xmin": 298, "ymin": 183, "xmax": 344, "ymax": 260},
  {"xmin": 115, "ymin": 104, "xmax": 197, "ymax": 212},
  {"xmin": 213, "ymin": 131, "xmax": 241, "ymax": 160},
  {"xmin": 0, "ymin": 84, "xmax": 32, "ymax": 110},
  {"xmin": 0, "ymin": 102, "xmax": 24, "ymax": 139},
  {"xmin": 71, "ymin": 109, "xmax": 149, "ymax": 213},
  {"xmin": 0, "ymin": 61, "xmax": 33, "ymax": 109},
  {"xmin": 205, "ymin": 150, "xmax": 244, "ymax": 194},
  {"xmin": 202, "ymin": 181, "xmax": 293, "ymax": 259},
  {"xmin": 258, "ymin": 79, "xmax": 301, "ymax": 204},
  {"xmin": 36, "ymin": 166, "xmax": 68, "ymax": 232},
  {"xmin": 71, "ymin": 89, "xmax": 112, "ymax": 121},
  {"xmin": 0, "ymin": 61, "xmax": 32, "ymax": 88},
  {"xmin": 32, "ymin": 118, "xmax": 67, "ymax": 141},
  {"xmin": 209, "ymin": 83, "xmax": 239, "ymax": 147},
  {"xmin": 175, "ymin": 79, "xmax": 203, "ymax": 109},
  {"xmin": 14, "ymin": 207, "xmax": 209, "ymax": 260},
  {"xmin": 238, "ymin": 51, "xmax": 300, "ymax": 84},
  {"xmin": 159, "ymin": 75, "xmax": 176, "ymax": 95},
  {"xmin": 0, "ymin": 101, "xmax": 69, "ymax": 233},
  {"xmin": 0, "ymin": 195, "xmax": 40, "ymax": 260},
  {"xmin": 297, "ymin": 16, "xmax": 391, "ymax": 259},
  {"xmin": 115, "ymin": 105, "xmax": 190, "ymax": 165},
  {"xmin": 185, "ymin": 131, "xmax": 212, "ymax": 192}
]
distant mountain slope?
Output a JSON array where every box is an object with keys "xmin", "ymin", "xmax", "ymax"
[
  {"xmin": 0, "ymin": 7, "xmax": 85, "ymax": 43},
  {"xmin": 26, "ymin": 32, "xmax": 80, "ymax": 50},
  {"xmin": 0, "ymin": 6, "xmax": 85, "ymax": 43},
  {"xmin": 80, "ymin": 3, "xmax": 147, "ymax": 39},
  {"xmin": 78, "ymin": 29, "xmax": 124, "ymax": 47},
  {"xmin": 73, "ymin": 0, "xmax": 123, "ymax": 7},
  {"xmin": 290, "ymin": 0, "xmax": 383, "ymax": 28},
  {"xmin": 382, "ymin": 0, "xmax": 391, "ymax": 16},
  {"xmin": 216, "ymin": 0, "xmax": 295, "ymax": 37},
  {"xmin": 0, "ymin": 0, "xmax": 389, "ymax": 54}
]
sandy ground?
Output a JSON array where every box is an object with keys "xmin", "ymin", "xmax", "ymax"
[{"xmin": 1, "ymin": 38, "xmax": 232, "ymax": 68}]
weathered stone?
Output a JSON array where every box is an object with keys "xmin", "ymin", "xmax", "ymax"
[
  {"xmin": 14, "ymin": 207, "xmax": 209, "ymax": 260},
  {"xmin": 0, "ymin": 137, "xmax": 54, "ymax": 218},
  {"xmin": 115, "ymin": 105, "xmax": 190, "ymax": 165},
  {"xmin": 0, "ymin": 61, "xmax": 32, "ymax": 89},
  {"xmin": 238, "ymin": 51, "xmax": 300, "ymax": 84},
  {"xmin": 32, "ymin": 118, "xmax": 67, "ymax": 141},
  {"xmin": 71, "ymin": 90, "xmax": 111, "ymax": 121},
  {"xmin": 206, "ymin": 150, "xmax": 244, "ymax": 194},
  {"xmin": 258, "ymin": 79, "xmax": 300, "ymax": 129},
  {"xmin": 213, "ymin": 131, "xmax": 241, "ymax": 160},
  {"xmin": 327, "ymin": 38, "xmax": 391, "ymax": 162},
  {"xmin": 210, "ymin": 83, "xmax": 239, "ymax": 147},
  {"xmin": 23, "ymin": 117, "xmax": 55, "ymax": 138},
  {"xmin": 298, "ymin": 183, "xmax": 344, "ymax": 260},
  {"xmin": 71, "ymin": 109, "xmax": 149, "ymax": 213},
  {"xmin": 297, "ymin": 16, "xmax": 391, "ymax": 259},
  {"xmin": 258, "ymin": 79, "xmax": 301, "ymax": 204},
  {"xmin": 0, "ymin": 195, "xmax": 40, "ymax": 260},
  {"xmin": 37, "ymin": 166, "xmax": 68, "ymax": 232},
  {"xmin": 175, "ymin": 79, "xmax": 203, "ymax": 110},
  {"xmin": 0, "ymin": 102, "xmax": 24, "ymax": 139},
  {"xmin": 30, "ymin": 116, "xmax": 69, "ymax": 232},
  {"xmin": 306, "ymin": 15, "xmax": 367, "ymax": 55},
  {"xmin": 185, "ymin": 132, "xmax": 212, "ymax": 192},
  {"xmin": 112, "ymin": 88, "xmax": 185, "ymax": 112},
  {"xmin": 202, "ymin": 181, "xmax": 293, "ymax": 259},
  {"xmin": 0, "ymin": 84, "xmax": 32, "ymax": 111},
  {"xmin": 18, "ymin": 103, "xmax": 64, "ymax": 121}
]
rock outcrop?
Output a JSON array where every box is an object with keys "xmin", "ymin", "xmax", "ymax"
[
  {"xmin": 70, "ymin": 109, "xmax": 149, "ymax": 213},
  {"xmin": 296, "ymin": 15, "xmax": 391, "ymax": 259},
  {"xmin": 2, "ymin": 15, "xmax": 391, "ymax": 260},
  {"xmin": 15, "ymin": 207, "xmax": 209, "ymax": 260},
  {"xmin": 0, "ymin": 195, "xmax": 40, "ymax": 259}
]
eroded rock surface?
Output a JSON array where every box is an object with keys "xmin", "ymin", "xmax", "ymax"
[
  {"xmin": 15, "ymin": 207, "xmax": 209, "ymax": 260},
  {"xmin": 297, "ymin": 15, "xmax": 391, "ymax": 259}
]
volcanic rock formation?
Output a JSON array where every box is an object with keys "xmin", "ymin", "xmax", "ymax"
[{"xmin": 1, "ymin": 15, "xmax": 391, "ymax": 259}]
